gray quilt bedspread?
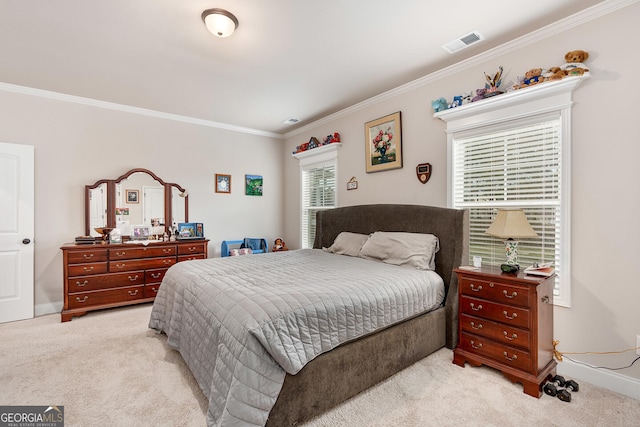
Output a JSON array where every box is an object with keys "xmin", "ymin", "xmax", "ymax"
[{"xmin": 148, "ymin": 249, "xmax": 444, "ymax": 427}]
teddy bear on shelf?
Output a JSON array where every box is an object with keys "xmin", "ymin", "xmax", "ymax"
[
  {"xmin": 519, "ymin": 68, "xmax": 544, "ymax": 88},
  {"xmin": 561, "ymin": 50, "xmax": 589, "ymax": 77},
  {"xmin": 544, "ymin": 66, "xmax": 566, "ymax": 82}
]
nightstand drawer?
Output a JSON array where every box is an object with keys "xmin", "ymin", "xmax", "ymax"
[
  {"xmin": 460, "ymin": 313, "xmax": 530, "ymax": 350},
  {"xmin": 460, "ymin": 277, "xmax": 530, "ymax": 307},
  {"xmin": 460, "ymin": 295, "xmax": 530, "ymax": 329},
  {"xmin": 460, "ymin": 332, "xmax": 530, "ymax": 371}
]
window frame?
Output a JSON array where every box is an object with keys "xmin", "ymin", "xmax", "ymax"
[
  {"xmin": 435, "ymin": 78, "xmax": 587, "ymax": 307},
  {"xmin": 294, "ymin": 144, "xmax": 341, "ymax": 249}
]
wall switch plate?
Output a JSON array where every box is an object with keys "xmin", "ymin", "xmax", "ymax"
[{"xmin": 637, "ymin": 335, "xmax": 640, "ymax": 356}]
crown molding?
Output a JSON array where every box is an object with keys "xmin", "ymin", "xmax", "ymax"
[{"xmin": 0, "ymin": 82, "xmax": 284, "ymax": 140}]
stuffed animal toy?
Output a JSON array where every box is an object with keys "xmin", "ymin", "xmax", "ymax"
[
  {"xmin": 431, "ymin": 97, "xmax": 448, "ymax": 113},
  {"xmin": 561, "ymin": 50, "xmax": 589, "ymax": 76},
  {"xmin": 544, "ymin": 67, "xmax": 566, "ymax": 82},
  {"xmin": 449, "ymin": 95, "xmax": 463, "ymax": 108},
  {"xmin": 471, "ymin": 88, "xmax": 486, "ymax": 101},
  {"xmin": 519, "ymin": 68, "xmax": 544, "ymax": 88}
]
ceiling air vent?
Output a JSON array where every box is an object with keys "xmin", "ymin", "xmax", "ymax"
[
  {"xmin": 441, "ymin": 31, "xmax": 484, "ymax": 54},
  {"xmin": 282, "ymin": 118, "xmax": 300, "ymax": 125}
]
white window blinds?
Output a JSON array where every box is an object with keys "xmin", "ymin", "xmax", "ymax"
[
  {"xmin": 452, "ymin": 114, "xmax": 562, "ymax": 297},
  {"xmin": 301, "ymin": 162, "xmax": 336, "ymax": 248}
]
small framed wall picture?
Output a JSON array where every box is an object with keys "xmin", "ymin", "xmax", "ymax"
[
  {"xmin": 245, "ymin": 174, "xmax": 263, "ymax": 196},
  {"xmin": 215, "ymin": 174, "xmax": 231, "ymax": 193},
  {"xmin": 126, "ymin": 189, "xmax": 139, "ymax": 204}
]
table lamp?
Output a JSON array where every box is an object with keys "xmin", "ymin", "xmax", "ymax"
[{"xmin": 485, "ymin": 209, "xmax": 538, "ymax": 269}]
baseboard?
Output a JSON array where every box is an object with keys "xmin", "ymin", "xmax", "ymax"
[
  {"xmin": 35, "ymin": 302, "xmax": 63, "ymax": 317},
  {"xmin": 557, "ymin": 358, "xmax": 640, "ymax": 400}
]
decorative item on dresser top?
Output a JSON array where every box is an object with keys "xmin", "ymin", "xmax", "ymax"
[
  {"xmin": 453, "ymin": 266, "xmax": 557, "ymax": 397},
  {"xmin": 61, "ymin": 239, "xmax": 208, "ymax": 322}
]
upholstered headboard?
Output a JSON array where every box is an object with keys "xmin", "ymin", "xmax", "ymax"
[{"xmin": 313, "ymin": 204, "xmax": 469, "ymax": 348}]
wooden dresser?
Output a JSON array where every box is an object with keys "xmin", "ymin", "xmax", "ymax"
[
  {"xmin": 452, "ymin": 266, "xmax": 557, "ymax": 397},
  {"xmin": 60, "ymin": 240, "xmax": 208, "ymax": 322}
]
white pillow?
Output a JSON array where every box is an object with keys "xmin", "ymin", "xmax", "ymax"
[
  {"xmin": 358, "ymin": 231, "xmax": 440, "ymax": 270},
  {"xmin": 323, "ymin": 232, "xmax": 370, "ymax": 257}
]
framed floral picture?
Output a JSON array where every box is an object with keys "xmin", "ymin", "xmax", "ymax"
[
  {"xmin": 215, "ymin": 174, "xmax": 231, "ymax": 193},
  {"xmin": 364, "ymin": 111, "xmax": 403, "ymax": 173}
]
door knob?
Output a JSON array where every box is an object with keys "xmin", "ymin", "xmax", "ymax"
[{"xmin": 22, "ymin": 238, "xmax": 31, "ymax": 244}]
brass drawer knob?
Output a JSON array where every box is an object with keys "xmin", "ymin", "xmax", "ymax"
[
  {"xmin": 503, "ymin": 351, "xmax": 518, "ymax": 361},
  {"xmin": 469, "ymin": 284, "xmax": 482, "ymax": 292},
  {"xmin": 470, "ymin": 340, "xmax": 483, "ymax": 350},
  {"xmin": 470, "ymin": 322, "xmax": 483, "ymax": 330}
]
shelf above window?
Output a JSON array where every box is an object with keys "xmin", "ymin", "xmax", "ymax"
[
  {"xmin": 292, "ymin": 143, "xmax": 342, "ymax": 165},
  {"xmin": 434, "ymin": 76, "xmax": 589, "ymax": 132}
]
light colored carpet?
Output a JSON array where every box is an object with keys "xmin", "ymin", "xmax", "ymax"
[{"xmin": 1, "ymin": 304, "xmax": 637, "ymax": 427}]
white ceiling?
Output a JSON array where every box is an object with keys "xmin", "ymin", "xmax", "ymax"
[{"xmin": 0, "ymin": 1, "xmax": 608, "ymax": 135}]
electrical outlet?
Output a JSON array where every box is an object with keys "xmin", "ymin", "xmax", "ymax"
[{"xmin": 637, "ymin": 335, "xmax": 640, "ymax": 356}]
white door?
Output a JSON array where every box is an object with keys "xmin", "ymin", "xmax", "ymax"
[{"xmin": 0, "ymin": 142, "xmax": 34, "ymax": 323}]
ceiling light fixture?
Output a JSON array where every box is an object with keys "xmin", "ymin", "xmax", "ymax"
[{"xmin": 202, "ymin": 8, "xmax": 239, "ymax": 38}]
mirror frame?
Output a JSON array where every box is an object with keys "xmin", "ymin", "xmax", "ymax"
[{"xmin": 85, "ymin": 168, "xmax": 188, "ymax": 236}]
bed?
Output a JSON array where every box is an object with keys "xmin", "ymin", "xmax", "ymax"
[{"xmin": 149, "ymin": 204, "xmax": 468, "ymax": 426}]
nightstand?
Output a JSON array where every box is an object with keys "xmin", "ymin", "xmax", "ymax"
[{"xmin": 453, "ymin": 266, "xmax": 557, "ymax": 397}]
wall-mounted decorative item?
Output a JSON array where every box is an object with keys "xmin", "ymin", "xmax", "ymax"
[
  {"xmin": 364, "ymin": 111, "xmax": 402, "ymax": 173},
  {"xmin": 245, "ymin": 174, "xmax": 263, "ymax": 196},
  {"xmin": 215, "ymin": 174, "xmax": 231, "ymax": 193},
  {"xmin": 347, "ymin": 176, "xmax": 358, "ymax": 190},
  {"xmin": 126, "ymin": 189, "xmax": 139, "ymax": 204},
  {"xmin": 416, "ymin": 163, "xmax": 432, "ymax": 184},
  {"xmin": 115, "ymin": 207, "xmax": 129, "ymax": 216}
]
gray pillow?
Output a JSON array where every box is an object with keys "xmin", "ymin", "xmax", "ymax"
[
  {"xmin": 323, "ymin": 232, "xmax": 370, "ymax": 257},
  {"xmin": 358, "ymin": 231, "xmax": 440, "ymax": 270}
]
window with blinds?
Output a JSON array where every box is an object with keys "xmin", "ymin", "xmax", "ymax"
[
  {"xmin": 301, "ymin": 162, "xmax": 336, "ymax": 248},
  {"xmin": 452, "ymin": 113, "xmax": 563, "ymax": 298}
]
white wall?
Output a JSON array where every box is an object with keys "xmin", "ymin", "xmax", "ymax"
[
  {"xmin": 0, "ymin": 90, "xmax": 284, "ymax": 316},
  {"xmin": 283, "ymin": 3, "xmax": 640, "ymax": 388}
]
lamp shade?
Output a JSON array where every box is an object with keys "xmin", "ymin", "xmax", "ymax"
[
  {"xmin": 485, "ymin": 209, "xmax": 538, "ymax": 239},
  {"xmin": 202, "ymin": 8, "xmax": 239, "ymax": 37}
]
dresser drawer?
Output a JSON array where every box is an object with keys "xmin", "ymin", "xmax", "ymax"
[
  {"xmin": 110, "ymin": 245, "xmax": 177, "ymax": 260},
  {"xmin": 459, "ymin": 332, "xmax": 531, "ymax": 371},
  {"xmin": 144, "ymin": 284, "xmax": 161, "ymax": 298},
  {"xmin": 66, "ymin": 249, "xmax": 108, "ymax": 264},
  {"xmin": 460, "ymin": 313, "xmax": 530, "ymax": 350},
  {"xmin": 178, "ymin": 254, "xmax": 206, "ymax": 262},
  {"xmin": 460, "ymin": 295, "xmax": 530, "ymax": 329},
  {"xmin": 178, "ymin": 242, "xmax": 206, "ymax": 255},
  {"xmin": 68, "ymin": 262, "xmax": 108, "ymax": 277},
  {"xmin": 145, "ymin": 268, "xmax": 168, "ymax": 284},
  {"xmin": 110, "ymin": 257, "xmax": 176, "ymax": 272},
  {"xmin": 68, "ymin": 271, "xmax": 144, "ymax": 292},
  {"xmin": 459, "ymin": 277, "xmax": 530, "ymax": 307},
  {"xmin": 67, "ymin": 285, "xmax": 144, "ymax": 309}
]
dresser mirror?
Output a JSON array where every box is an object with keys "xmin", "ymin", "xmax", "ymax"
[{"xmin": 85, "ymin": 168, "xmax": 188, "ymax": 237}]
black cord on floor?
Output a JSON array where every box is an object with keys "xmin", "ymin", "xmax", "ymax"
[{"xmin": 563, "ymin": 355, "xmax": 640, "ymax": 371}]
